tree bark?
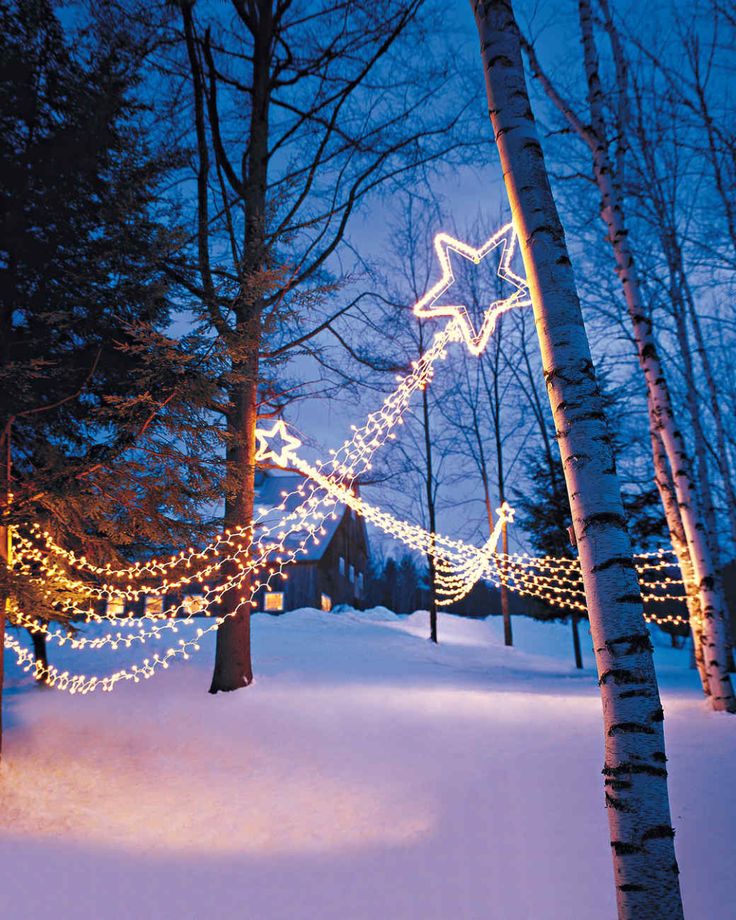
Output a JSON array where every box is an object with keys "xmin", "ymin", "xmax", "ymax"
[
  {"xmin": 473, "ymin": 356, "xmax": 512, "ymax": 640},
  {"xmin": 679, "ymin": 268, "xmax": 736, "ymax": 549},
  {"xmin": 650, "ymin": 430, "xmax": 709, "ymax": 694},
  {"xmin": 490, "ymin": 340, "xmax": 512, "ymax": 645},
  {"xmin": 520, "ymin": 0, "xmax": 735, "ymax": 708},
  {"xmin": 571, "ymin": 612, "xmax": 584, "ymax": 669},
  {"xmin": 574, "ymin": 0, "xmax": 734, "ymax": 710},
  {"xmin": 209, "ymin": 331, "xmax": 260, "ymax": 691},
  {"xmin": 662, "ymin": 242, "xmax": 720, "ymax": 568},
  {"xmin": 0, "ymin": 444, "xmax": 7, "ymax": 757},
  {"xmin": 471, "ymin": 2, "xmax": 684, "ymax": 915},
  {"xmin": 420, "ymin": 332, "xmax": 438, "ymax": 643},
  {"xmin": 30, "ymin": 630, "xmax": 48, "ymax": 682},
  {"xmin": 208, "ymin": 1, "xmax": 273, "ymax": 691}
]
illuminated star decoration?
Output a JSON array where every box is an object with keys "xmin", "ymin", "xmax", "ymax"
[
  {"xmin": 255, "ymin": 419, "xmax": 302, "ymax": 467},
  {"xmin": 413, "ymin": 223, "xmax": 531, "ymax": 356}
]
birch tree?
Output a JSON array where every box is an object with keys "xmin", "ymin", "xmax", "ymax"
[
  {"xmin": 470, "ymin": 1, "xmax": 684, "ymax": 914},
  {"xmin": 625, "ymin": 23, "xmax": 736, "ymax": 552},
  {"xmin": 626, "ymin": 78, "xmax": 729, "ymax": 567},
  {"xmin": 521, "ymin": 0, "xmax": 735, "ymax": 711}
]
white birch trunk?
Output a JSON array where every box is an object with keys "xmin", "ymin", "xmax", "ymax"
[
  {"xmin": 650, "ymin": 429, "xmax": 709, "ymax": 694},
  {"xmin": 575, "ymin": 0, "xmax": 735, "ymax": 711},
  {"xmin": 470, "ymin": 2, "xmax": 684, "ymax": 915},
  {"xmin": 680, "ymin": 272, "xmax": 736, "ymax": 549},
  {"xmin": 664, "ymin": 255, "xmax": 721, "ymax": 567}
]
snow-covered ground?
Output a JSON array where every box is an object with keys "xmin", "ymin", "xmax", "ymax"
[{"xmin": 1, "ymin": 610, "xmax": 733, "ymax": 919}]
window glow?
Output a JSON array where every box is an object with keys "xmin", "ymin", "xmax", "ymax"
[{"xmin": 264, "ymin": 592, "xmax": 285, "ymax": 613}]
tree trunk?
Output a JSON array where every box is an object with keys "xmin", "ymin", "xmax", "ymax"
[
  {"xmin": 209, "ymin": 2, "xmax": 273, "ymax": 692},
  {"xmin": 574, "ymin": 0, "xmax": 734, "ymax": 710},
  {"xmin": 420, "ymin": 338, "xmax": 438, "ymax": 643},
  {"xmin": 684, "ymin": 49, "xmax": 736, "ymax": 547},
  {"xmin": 650, "ymin": 430, "xmax": 709, "ymax": 694},
  {"xmin": 209, "ymin": 320, "xmax": 259, "ymax": 692},
  {"xmin": 470, "ymin": 2, "xmax": 684, "ymax": 915},
  {"xmin": 0, "ymin": 431, "xmax": 10, "ymax": 757},
  {"xmin": 664, "ymin": 253, "xmax": 720, "ymax": 567},
  {"xmin": 475, "ymin": 362, "xmax": 512, "ymax": 641},
  {"xmin": 491, "ymin": 342, "xmax": 512, "ymax": 646},
  {"xmin": 0, "ymin": 528, "xmax": 5, "ymax": 757},
  {"xmin": 30, "ymin": 629, "xmax": 48, "ymax": 682},
  {"xmin": 571, "ymin": 612, "xmax": 583, "ymax": 669},
  {"xmin": 679, "ymin": 268, "xmax": 736, "ymax": 549},
  {"xmin": 500, "ymin": 517, "xmax": 512, "ymax": 645},
  {"xmin": 476, "ymin": 414, "xmax": 511, "ymax": 638}
]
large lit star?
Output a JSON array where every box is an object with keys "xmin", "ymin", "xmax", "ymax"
[
  {"xmin": 255, "ymin": 419, "xmax": 302, "ymax": 467},
  {"xmin": 413, "ymin": 223, "xmax": 531, "ymax": 356}
]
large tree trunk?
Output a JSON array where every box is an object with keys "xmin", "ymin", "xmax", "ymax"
[
  {"xmin": 575, "ymin": 0, "xmax": 734, "ymax": 710},
  {"xmin": 209, "ymin": 1, "xmax": 273, "ymax": 692},
  {"xmin": 470, "ymin": 2, "xmax": 684, "ymax": 916},
  {"xmin": 209, "ymin": 337, "xmax": 259, "ymax": 691}
]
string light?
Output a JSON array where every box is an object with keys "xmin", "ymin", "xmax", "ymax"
[{"xmin": 5, "ymin": 230, "xmax": 692, "ymax": 690}]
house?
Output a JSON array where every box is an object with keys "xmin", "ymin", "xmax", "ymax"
[{"xmin": 252, "ymin": 469, "xmax": 370, "ymax": 613}]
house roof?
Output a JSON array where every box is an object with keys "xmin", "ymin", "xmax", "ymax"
[{"xmin": 253, "ymin": 470, "xmax": 351, "ymax": 562}]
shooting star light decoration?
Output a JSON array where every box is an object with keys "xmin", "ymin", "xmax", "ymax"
[{"xmin": 412, "ymin": 223, "xmax": 531, "ymax": 356}]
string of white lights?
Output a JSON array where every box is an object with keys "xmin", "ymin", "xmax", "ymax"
[{"xmin": 4, "ymin": 223, "xmax": 692, "ymax": 692}]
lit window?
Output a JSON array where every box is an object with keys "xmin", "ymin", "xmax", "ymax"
[
  {"xmin": 264, "ymin": 592, "xmax": 284, "ymax": 612},
  {"xmin": 183, "ymin": 594, "xmax": 205, "ymax": 616},
  {"xmin": 321, "ymin": 594, "xmax": 332, "ymax": 612},
  {"xmin": 357, "ymin": 572, "xmax": 364, "ymax": 594},
  {"xmin": 338, "ymin": 556, "xmax": 345, "ymax": 576},
  {"xmin": 106, "ymin": 597, "xmax": 125, "ymax": 618},
  {"xmin": 144, "ymin": 595, "xmax": 164, "ymax": 617},
  {"xmin": 349, "ymin": 565, "xmax": 355, "ymax": 583}
]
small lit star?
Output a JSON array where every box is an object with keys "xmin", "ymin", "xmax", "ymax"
[
  {"xmin": 413, "ymin": 223, "xmax": 531, "ymax": 356},
  {"xmin": 498, "ymin": 502, "xmax": 515, "ymax": 524},
  {"xmin": 255, "ymin": 419, "xmax": 302, "ymax": 467}
]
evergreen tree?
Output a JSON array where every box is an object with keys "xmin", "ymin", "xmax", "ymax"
[
  {"xmin": 514, "ymin": 368, "xmax": 666, "ymax": 558},
  {"xmin": 0, "ymin": 0, "xmax": 220, "ymax": 631}
]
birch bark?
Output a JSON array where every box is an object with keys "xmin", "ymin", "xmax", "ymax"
[
  {"xmin": 678, "ymin": 268, "xmax": 736, "ymax": 549},
  {"xmin": 650, "ymin": 430, "xmax": 709, "ymax": 694},
  {"xmin": 470, "ymin": 1, "xmax": 684, "ymax": 915},
  {"xmin": 664, "ymin": 263, "xmax": 720, "ymax": 568},
  {"xmin": 521, "ymin": 0, "xmax": 735, "ymax": 710},
  {"xmin": 635, "ymin": 124, "xmax": 728, "ymax": 563},
  {"xmin": 575, "ymin": 0, "xmax": 734, "ymax": 710}
]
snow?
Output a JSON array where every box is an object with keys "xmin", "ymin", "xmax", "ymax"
[{"xmin": 1, "ymin": 609, "xmax": 733, "ymax": 919}]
